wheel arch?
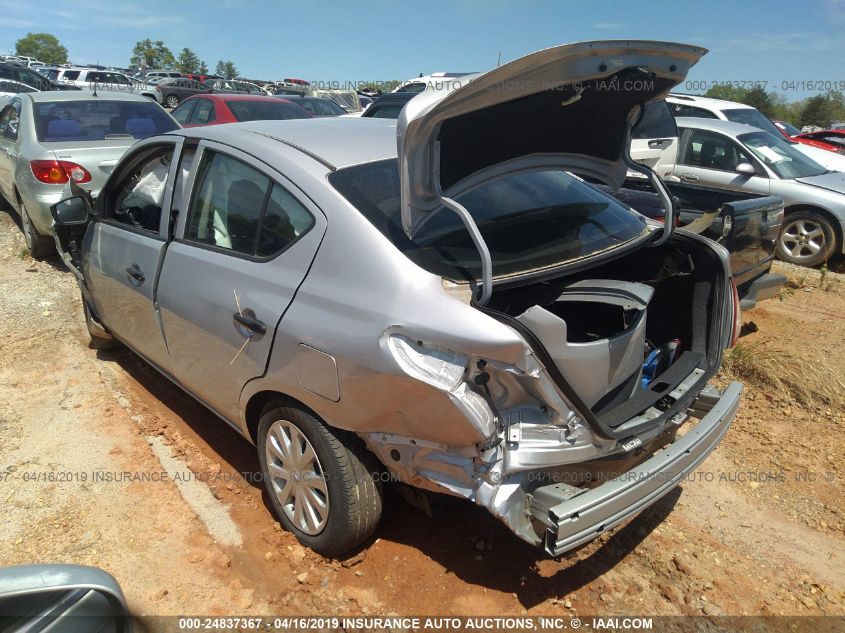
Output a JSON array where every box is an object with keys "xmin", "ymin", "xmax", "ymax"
[
  {"xmin": 243, "ymin": 389, "xmax": 323, "ymax": 445},
  {"xmin": 783, "ymin": 204, "xmax": 842, "ymax": 253}
]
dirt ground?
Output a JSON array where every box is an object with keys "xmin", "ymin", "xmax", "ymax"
[{"xmin": 0, "ymin": 208, "xmax": 843, "ymax": 628}]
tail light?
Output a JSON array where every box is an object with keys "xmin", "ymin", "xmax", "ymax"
[
  {"xmin": 729, "ymin": 278, "xmax": 742, "ymax": 348},
  {"xmin": 30, "ymin": 160, "xmax": 92, "ymax": 185}
]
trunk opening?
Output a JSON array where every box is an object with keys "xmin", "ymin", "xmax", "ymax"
[{"xmin": 486, "ymin": 233, "xmax": 726, "ymax": 436}]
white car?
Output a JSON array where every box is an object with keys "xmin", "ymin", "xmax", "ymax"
[
  {"xmin": 666, "ymin": 94, "xmax": 845, "ymax": 172},
  {"xmin": 50, "ymin": 68, "xmax": 159, "ymax": 100}
]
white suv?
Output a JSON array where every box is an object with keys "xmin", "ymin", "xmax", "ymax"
[{"xmin": 51, "ymin": 68, "xmax": 158, "ymax": 100}]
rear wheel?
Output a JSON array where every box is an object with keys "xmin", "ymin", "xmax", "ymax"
[
  {"xmin": 257, "ymin": 403, "xmax": 383, "ymax": 557},
  {"xmin": 164, "ymin": 95, "xmax": 180, "ymax": 108},
  {"xmin": 776, "ymin": 210, "xmax": 836, "ymax": 267},
  {"xmin": 20, "ymin": 203, "xmax": 55, "ymax": 260}
]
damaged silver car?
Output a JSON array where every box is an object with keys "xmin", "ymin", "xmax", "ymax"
[{"xmin": 51, "ymin": 40, "xmax": 742, "ymax": 557}]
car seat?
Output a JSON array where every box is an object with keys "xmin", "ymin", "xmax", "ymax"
[
  {"xmin": 45, "ymin": 119, "xmax": 83, "ymax": 141},
  {"xmin": 227, "ymin": 179, "xmax": 266, "ymax": 253}
]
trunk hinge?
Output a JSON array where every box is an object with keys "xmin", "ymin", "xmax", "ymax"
[
  {"xmin": 624, "ymin": 153, "xmax": 676, "ymax": 247},
  {"xmin": 433, "ymin": 142, "xmax": 493, "ymax": 305}
]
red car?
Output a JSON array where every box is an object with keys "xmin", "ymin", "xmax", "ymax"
[
  {"xmin": 773, "ymin": 120, "xmax": 845, "ymax": 154},
  {"xmin": 794, "ymin": 130, "xmax": 845, "ymax": 155},
  {"xmin": 170, "ymin": 94, "xmax": 312, "ymax": 127}
]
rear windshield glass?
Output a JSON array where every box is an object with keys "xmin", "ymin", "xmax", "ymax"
[
  {"xmin": 365, "ymin": 104, "xmax": 405, "ymax": 119},
  {"xmin": 225, "ymin": 100, "xmax": 310, "ymax": 122},
  {"xmin": 297, "ymin": 98, "xmax": 346, "ymax": 115},
  {"xmin": 330, "ymin": 160, "xmax": 647, "ymax": 280},
  {"xmin": 35, "ymin": 100, "xmax": 178, "ymax": 142}
]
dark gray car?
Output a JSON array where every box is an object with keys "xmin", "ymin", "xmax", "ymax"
[
  {"xmin": 51, "ymin": 41, "xmax": 742, "ymax": 559},
  {"xmin": 155, "ymin": 78, "xmax": 210, "ymax": 108}
]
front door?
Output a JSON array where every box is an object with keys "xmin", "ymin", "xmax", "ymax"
[
  {"xmin": 156, "ymin": 142, "xmax": 325, "ymax": 422},
  {"xmin": 673, "ymin": 128, "xmax": 771, "ymax": 195},
  {"xmin": 85, "ymin": 138, "xmax": 184, "ymax": 370}
]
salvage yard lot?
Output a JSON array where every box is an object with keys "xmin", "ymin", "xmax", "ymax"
[{"xmin": 0, "ymin": 207, "xmax": 843, "ymax": 619}]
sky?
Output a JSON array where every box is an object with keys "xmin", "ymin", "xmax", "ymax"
[{"xmin": 2, "ymin": 0, "xmax": 844, "ymax": 100}]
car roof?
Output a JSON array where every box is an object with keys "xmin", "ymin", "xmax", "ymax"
[
  {"xmin": 674, "ymin": 116, "xmax": 764, "ymax": 136},
  {"xmin": 173, "ymin": 118, "xmax": 398, "ymax": 169},
  {"xmin": 189, "ymin": 94, "xmax": 282, "ymax": 102},
  {"xmin": 667, "ymin": 93, "xmax": 754, "ymax": 110},
  {"xmin": 27, "ymin": 90, "xmax": 155, "ymax": 103}
]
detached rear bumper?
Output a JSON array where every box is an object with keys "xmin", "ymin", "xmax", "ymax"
[
  {"xmin": 540, "ymin": 381, "xmax": 742, "ymax": 557},
  {"xmin": 739, "ymin": 272, "xmax": 786, "ymax": 310}
]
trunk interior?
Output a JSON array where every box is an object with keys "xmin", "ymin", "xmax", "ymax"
[{"xmin": 487, "ymin": 234, "xmax": 727, "ymax": 436}]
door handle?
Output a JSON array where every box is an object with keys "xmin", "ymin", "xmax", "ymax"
[
  {"xmin": 679, "ymin": 173, "xmax": 699, "ymax": 182},
  {"xmin": 648, "ymin": 138, "xmax": 672, "ymax": 148},
  {"xmin": 126, "ymin": 264, "xmax": 145, "ymax": 283},
  {"xmin": 233, "ymin": 312, "xmax": 266, "ymax": 335}
]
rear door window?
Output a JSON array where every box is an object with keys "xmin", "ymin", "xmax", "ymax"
[
  {"xmin": 185, "ymin": 150, "xmax": 314, "ymax": 257},
  {"xmin": 670, "ymin": 103, "xmax": 718, "ymax": 119},
  {"xmin": 632, "ymin": 101, "xmax": 678, "ymax": 139},
  {"xmin": 188, "ymin": 98, "xmax": 215, "ymax": 125}
]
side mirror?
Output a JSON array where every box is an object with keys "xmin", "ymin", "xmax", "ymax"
[
  {"xmin": 0, "ymin": 564, "xmax": 132, "ymax": 632},
  {"xmin": 735, "ymin": 162, "xmax": 756, "ymax": 176},
  {"xmin": 51, "ymin": 196, "xmax": 91, "ymax": 225}
]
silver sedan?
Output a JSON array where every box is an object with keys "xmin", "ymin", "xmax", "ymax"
[
  {"xmin": 52, "ymin": 41, "xmax": 742, "ymax": 558},
  {"xmin": 0, "ymin": 90, "xmax": 178, "ymax": 258},
  {"xmin": 673, "ymin": 117, "xmax": 845, "ymax": 267}
]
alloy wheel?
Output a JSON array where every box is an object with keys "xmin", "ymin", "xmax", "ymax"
[
  {"xmin": 264, "ymin": 419, "xmax": 329, "ymax": 535},
  {"xmin": 780, "ymin": 217, "xmax": 825, "ymax": 262}
]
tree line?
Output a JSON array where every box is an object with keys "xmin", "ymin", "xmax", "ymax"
[
  {"xmin": 129, "ymin": 39, "xmax": 237, "ymax": 79},
  {"xmin": 12, "ymin": 31, "xmax": 845, "ymax": 127},
  {"xmin": 703, "ymin": 84, "xmax": 845, "ymax": 129}
]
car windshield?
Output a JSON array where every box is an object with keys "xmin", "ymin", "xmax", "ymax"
[
  {"xmin": 779, "ymin": 121, "xmax": 801, "ymax": 136},
  {"xmin": 225, "ymin": 100, "xmax": 310, "ymax": 121},
  {"xmin": 330, "ymin": 160, "xmax": 648, "ymax": 280},
  {"xmin": 35, "ymin": 100, "xmax": 178, "ymax": 142},
  {"xmin": 723, "ymin": 108, "xmax": 783, "ymax": 137},
  {"xmin": 739, "ymin": 131, "xmax": 828, "ymax": 179}
]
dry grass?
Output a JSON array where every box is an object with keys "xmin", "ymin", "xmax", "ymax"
[{"xmin": 721, "ymin": 337, "xmax": 845, "ymax": 409}]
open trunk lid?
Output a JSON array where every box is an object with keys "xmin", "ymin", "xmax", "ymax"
[{"xmin": 397, "ymin": 40, "xmax": 707, "ymax": 239}]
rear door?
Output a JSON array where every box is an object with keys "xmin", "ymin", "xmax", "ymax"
[
  {"xmin": 156, "ymin": 141, "xmax": 325, "ymax": 422},
  {"xmin": 84, "ymin": 137, "xmax": 185, "ymax": 370},
  {"xmin": 673, "ymin": 128, "xmax": 770, "ymax": 195},
  {"xmin": 629, "ymin": 100, "xmax": 679, "ymax": 180}
]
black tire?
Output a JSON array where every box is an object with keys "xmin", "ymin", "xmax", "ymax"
[
  {"xmin": 83, "ymin": 301, "xmax": 120, "ymax": 350},
  {"xmin": 257, "ymin": 403, "xmax": 383, "ymax": 557},
  {"xmin": 776, "ymin": 210, "xmax": 837, "ymax": 267},
  {"xmin": 20, "ymin": 202, "xmax": 55, "ymax": 260},
  {"xmin": 164, "ymin": 94, "xmax": 180, "ymax": 108}
]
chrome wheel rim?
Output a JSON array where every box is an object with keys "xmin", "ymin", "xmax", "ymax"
[
  {"xmin": 265, "ymin": 420, "xmax": 329, "ymax": 535},
  {"xmin": 781, "ymin": 218, "xmax": 825, "ymax": 261},
  {"xmin": 165, "ymin": 96, "xmax": 179, "ymax": 107}
]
